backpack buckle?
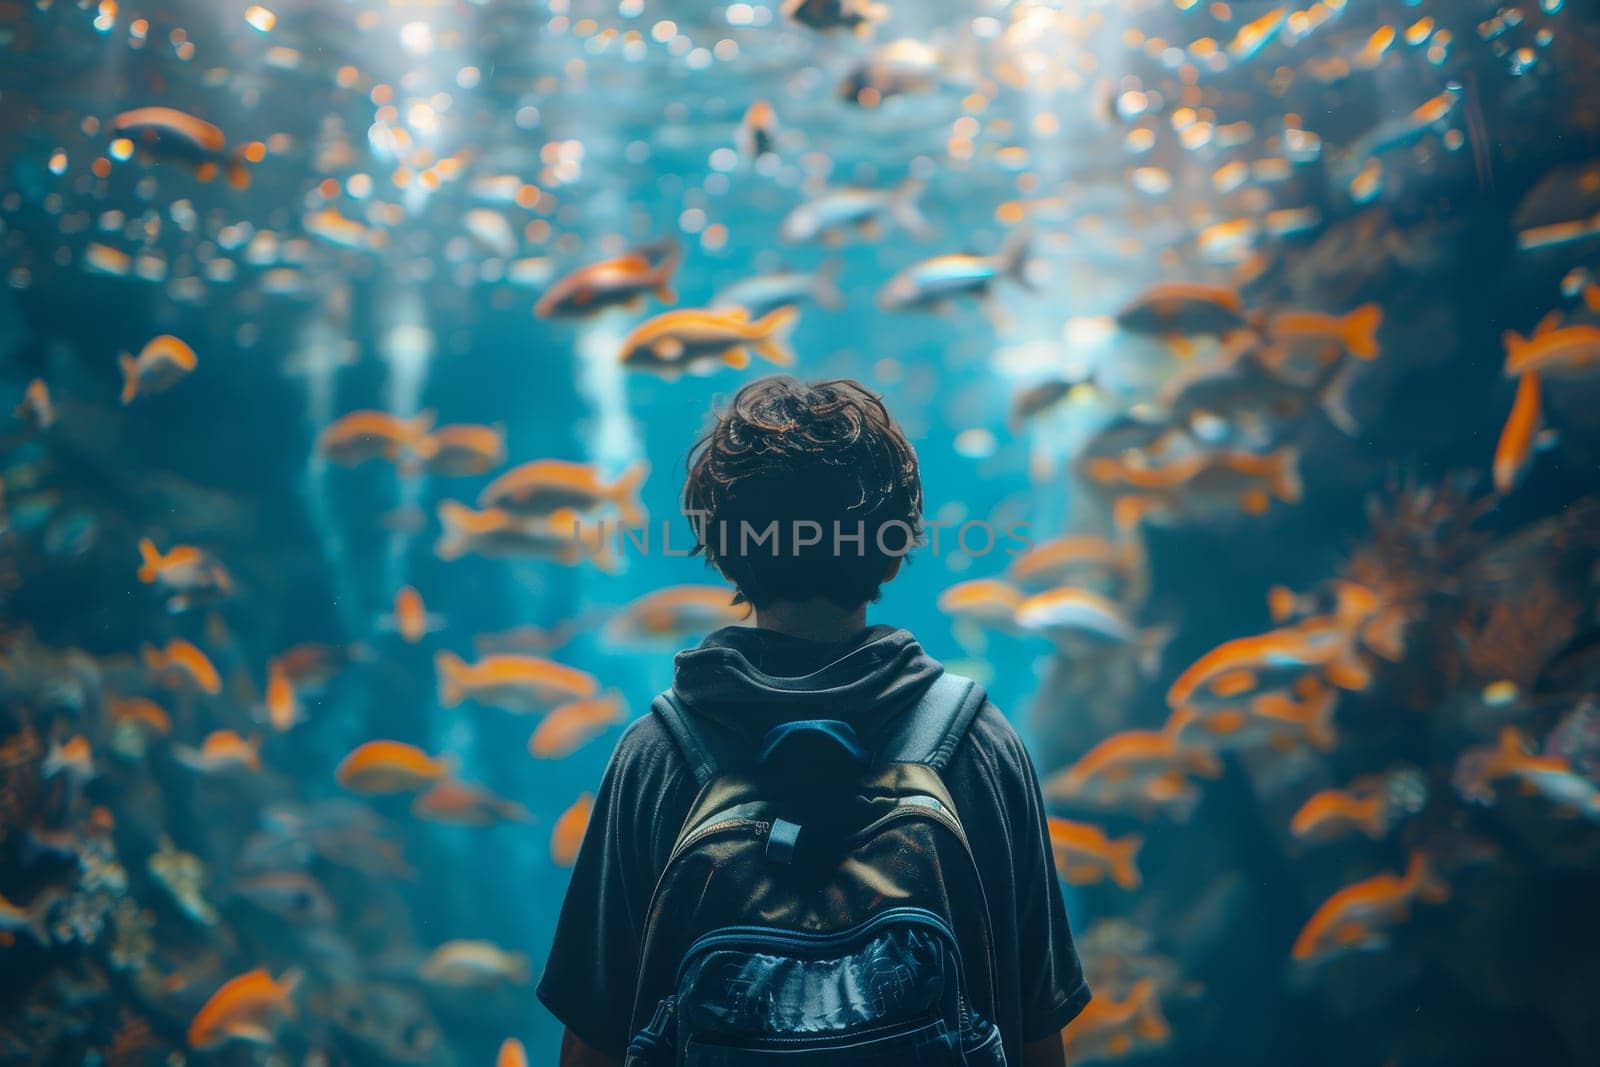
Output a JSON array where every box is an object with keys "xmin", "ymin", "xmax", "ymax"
[{"xmin": 765, "ymin": 817, "xmax": 803, "ymax": 865}]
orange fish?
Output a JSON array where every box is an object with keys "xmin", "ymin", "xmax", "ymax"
[
  {"xmin": 550, "ymin": 792, "xmax": 593, "ymax": 867},
  {"xmin": 262, "ymin": 659, "xmax": 301, "ymax": 732},
  {"xmin": 123, "ymin": 96, "xmax": 231, "ymax": 149},
  {"xmin": 478, "ymin": 459, "xmax": 648, "ymax": 523},
  {"xmin": 435, "ymin": 502, "xmax": 617, "ymax": 569},
  {"xmin": 738, "ymin": 99, "xmax": 778, "ymax": 161},
  {"xmin": 1264, "ymin": 580, "xmax": 1368, "ymax": 625},
  {"xmin": 475, "ymin": 620, "xmax": 583, "ymax": 656},
  {"xmin": 436, "ymin": 650, "xmax": 599, "ymax": 714},
  {"xmin": 420, "ymin": 423, "xmax": 506, "ymax": 476},
  {"xmin": 384, "ymin": 586, "xmax": 443, "ymax": 644},
  {"xmin": 1492, "ymin": 370, "xmax": 1542, "ymax": 494},
  {"xmin": 418, "ymin": 940, "xmax": 532, "ymax": 987},
  {"xmin": 529, "ymin": 693, "xmax": 626, "ymax": 758},
  {"xmin": 602, "ymin": 585, "xmax": 747, "ymax": 645},
  {"xmin": 110, "ymin": 106, "xmax": 250, "ymax": 189},
  {"xmin": 303, "ymin": 207, "xmax": 382, "ymax": 250},
  {"xmin": 936, "ymin": 578, "xmax": 1026, "ymax": 631},
  {"xmin": 335, "ymin": 740, "xmax": 453, "ymax": 794},
  {"xmin": 410, "ymin": 779, "xmax": 533, "ymax": 826},
  {"xmin": 1007, "ymin": 533, "xmax": 1145, "ymax": 593},
  {"xmin": 1267, "ymin": 585, "xmax": 1299, "ymax": 625},
  {"xmin": 1501, "ymin": 322, "xmax": 1600, "ymax": 378},
  {"xmin": 1085, "ymin": 446, "xmax": 1302, "ymax": 518},
  {"xmin": 316, "ymin": 410, "xmax": 435, "ymax": 467},
  {"xmin": 42, "ymin": 735, "xmax": 94, "ymax": 782},
  {"xmin": 1044, "ymin": 730, "xmax": 1220, "ymax": 820},
  {"xmin": 535, "ymin": 244, "xmax": 679, "ymax": 318},
  {"xmin": 137, "ymin": 538, "xmax": 233, "ymax": 596},
  {"xmin": 1055, "ymin": 729, "xmax": 1222, "ymax": 789},
  {"xmin": 1255, "ymin": 303, "xmax": 1382, "ymax": 387},
  {"xmin": 1047, "ymin": 817, "xmax": 1143, "ymax": 889},
  {"xmin": 497, "ymin": 1038, "xmax": 530, "ymax": 1067},
  {"xmin": 1264, "ymin": 582, "xmax": 1405, "ymax": 661},
  {"xmin": 142, "ymin": 639, "xmax": 223, "ymax": 695},
  {"xmin": 1014, "ymin": 587, "xmax": 1171, "ymax": 673},
  {"xmin": 119, "ymin": 335, "xmax": 197, "ymax": 404},
  {"xmin": 1114, "ymin": 281, "xmax": 1247, "ymax": 336},
  {"xmin": 1291, "ymin": 850, "xmax": 1448, "ymax": 963},
  {"xmin": 186, "ymin": 967, "xmax": 300, "ymax": 1049},
  {"xmin": 619, "ymin": 306, "xmax": 798, "ymax": 375},
  {"xmin": 1170, "ymin": 681, "xmax": 1339, "ymax": 754},
  {"xmin": 1472, "ymin": 727, "xmax": 1600, "ymax": 817},
  {"xmin": 1290, "ymin": 784, "xmax": 1390, "ymax": 842},
  {"xmin": 108, "ymin": 695, "xmax": 172, "ymax": 735},
  {"xmin": 86, "ymin": 242, "xmax": 133, "ymax": 277},
  {"xmin": 1059, "ymin": 978, "xmax": 1170, "ymax": 1063},
  {"xmin": 1165, "ymin": 614, "xmax": 1374, "ymax": 711},
  {"xmin": 14, "ymin": 378, "xmax": 54, "ymax": 430},
  {"xmin": 174, "ymin": 730, "xmax": 261, "ymax": 774}
]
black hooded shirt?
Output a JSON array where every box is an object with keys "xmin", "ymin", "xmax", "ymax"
[{"xmin": 536, "ymin": 625, "xmax": 1091, "ymax": 1061}]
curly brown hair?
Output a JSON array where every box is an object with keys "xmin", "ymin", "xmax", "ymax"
[{"xmin": 683, "ymin": 376, "xmax": 923, "ymax": 609}]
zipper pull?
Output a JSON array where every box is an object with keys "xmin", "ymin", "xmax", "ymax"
[{"xmin": 625, "ymin": 995, "xmax": 677, "ymax": 1065}]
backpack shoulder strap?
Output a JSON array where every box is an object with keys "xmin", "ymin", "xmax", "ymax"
[
  {"xmin": 651, "ymin": 670, "xmax": 986, "ymax": 788},
  {"xmin": 876, "ymin": 671, "xmax": 985, "ymax": 772},
  {"xmin": 651, "ymin": 688, "xmax": 719, "ymax": 789}
]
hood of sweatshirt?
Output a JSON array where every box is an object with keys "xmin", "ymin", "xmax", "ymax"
[{"xmin": 670, "ymin": 624, "xmax": 944, "ymax": 755}]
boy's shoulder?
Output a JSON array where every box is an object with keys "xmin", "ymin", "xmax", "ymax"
[
  {"xmin": 945, "ymin": 698, "xmax": 1044, "ymax": 795},
  {"xmin": 608, "ymin": 710, "xmax": 690, "ymax": 782}
]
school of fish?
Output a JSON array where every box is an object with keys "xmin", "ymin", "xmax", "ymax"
[{"xmin": 2, "ymin": 0, "xmax": 1600, "ymax": 1064}]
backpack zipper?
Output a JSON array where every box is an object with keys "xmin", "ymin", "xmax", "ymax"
[
  {"xmin": 664, "ymin": 816, "xmax": 769, "ymax": 871},
  {"xmin": 680, "ymin": 905, "xmax": 964, "ymax": 962},
  {"xmin": 677, "ymin": 905, "xmax": 972, "ymax": 1032},
  {"xmin": 689, "ymin": 1015, "xmax": 945, "ymax": 1048}
]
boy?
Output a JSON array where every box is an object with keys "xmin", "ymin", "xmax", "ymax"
[{"xmin": 538, "ymin": 376, "xmax": 1089, "ymax": 1065}]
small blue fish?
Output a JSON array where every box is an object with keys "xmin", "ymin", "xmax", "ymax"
[
  {"xmin": 779, "ymin": 179, "xmax": 926, "ymax": 244},
  {"xmin": 877, "ymin": 234, "xmax": 1031, "ymax": 311},
  {"xmin": 713, "ymin": 261, "xmax": 844, "ymax": 318}
]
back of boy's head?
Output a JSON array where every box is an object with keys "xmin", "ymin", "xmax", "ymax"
[{"xmin": 683, "ymin": 376, "xmax": 923, "ymax": 610}]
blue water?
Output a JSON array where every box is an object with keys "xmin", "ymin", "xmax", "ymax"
[{"xmin": 3, "ymin": 0, "xmax": 1600, "ymax": 1063}]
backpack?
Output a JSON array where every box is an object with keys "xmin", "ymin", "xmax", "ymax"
[{"xmin": 624, "ymin": 672, "xmax": 1008, "ymax": 1066}]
